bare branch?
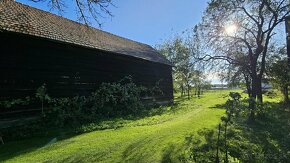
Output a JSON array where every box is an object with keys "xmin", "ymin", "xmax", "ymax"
[
  {"xmin": 30, "ymin": 0, "xmax": 114, "ymax": 27},
  {"xmin": 239, "ymin": 6, "xmax": 259, "ymax": 26}
]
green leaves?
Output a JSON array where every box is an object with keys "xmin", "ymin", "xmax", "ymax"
[
  {"xmin": 35, "ymin": 84, "xmax": 48, "ymax": 101},
  {"xmin": 0, "ymin": 97, "xmax": 32, "ymax": 109},
  {"xmin": 90, "ymin": 76, "xmax": 146, "ymax": 117},
  {"xmin": 43, "ymin": 76, "xmax": 156, "ymax": 127}
]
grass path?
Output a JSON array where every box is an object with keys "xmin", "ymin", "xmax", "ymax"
[{"xmin": 1, "ymin": 91, "xmax": 228, "ymax": 162}]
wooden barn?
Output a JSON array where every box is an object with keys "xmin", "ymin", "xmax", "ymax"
[{"xmin": 0, "ymin": 0, "xmax": 173, "ymax": 104}]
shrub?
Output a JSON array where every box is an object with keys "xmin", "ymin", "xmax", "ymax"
[
  {"xmin": 0, "ymin": 96, "xmax": 32, "ymax": 110},
  {"xmin": 2, "ymin": 76, "xmax": 159, "ymax": 140},
  {"xmin": 44, "ymin": 76, "xmax": 149, "ymax": 127},
  {"xmin": 47, "ymin": 96, "xmax": 91, "ymax": 127},
  {"xmin": 90, "ymin": 76, "xmax": 146, "ymax": 117}
]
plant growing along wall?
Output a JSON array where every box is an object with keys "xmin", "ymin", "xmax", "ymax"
[{"xmin": 35, "ymin": 83, "xmax": 51, "ymax": 116}]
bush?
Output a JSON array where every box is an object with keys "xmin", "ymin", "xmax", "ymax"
[
  {"xmin": 45, "ymin": 76, "xmax": 148, "ymax": 127},
  {"xmin": 1, "ymin": 76, "xmax": 159, "ymax": 140},
  {"xmin": 46, "ymin": 96, "xmax": 91, "ymax": 127},
  {"xmin": 0, "ymin": 96, "xmax": 32, "ymax": 110},
  {"xmin": 90, "ymin": 76, "xmax": 146, "ymax": 117}
]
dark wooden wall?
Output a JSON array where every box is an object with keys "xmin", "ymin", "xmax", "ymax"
[{"xmin": 0, "ymin": 32, "xmax": 173, "ymax": 104}]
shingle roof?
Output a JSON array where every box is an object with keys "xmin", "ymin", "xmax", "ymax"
[{"xmin": 0, "ymin": 0, "xmax": 171, "ymax": 66}]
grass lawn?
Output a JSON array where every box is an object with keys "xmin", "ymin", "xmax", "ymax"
[{"xmin": 0, "ymin": 90, "xmax": 230, "ymax": 162}]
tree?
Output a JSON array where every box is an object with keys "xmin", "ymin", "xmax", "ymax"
[
  {"xmin": 185, "ymin": 25, "xmax": 209, "ymax": 98},
  {"xmin": 157, "ymin": 26, "xmax": 211, "ymax": 99},
  {"xmin": 29, "ymin": 0, "xmax": 114, "ymax": 26},
  {"xmin": 219, "ymin": 60, "xmax": 253, "ymax": 97},
  {"xmin": 157, "ymin": 37, "xmax": 195, "ymax": 99},
  {"xmin": 268, "ymin": 58, "xmax": 290, "ymax": 104},
  {"xmin": 193, "ymin": 70, "xmax": 206, "ymax": 98},
  {"xmin": 199, "ymin": 0, "xmax": 290, "ymax": 104}
]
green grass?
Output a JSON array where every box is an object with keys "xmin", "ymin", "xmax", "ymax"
[{"xmin": 0, "ymin": 90, "xmax": 231, "ymax": 162}]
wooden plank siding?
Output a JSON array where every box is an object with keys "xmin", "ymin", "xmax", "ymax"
[{"xmin": 0, "ymin": 32, "xmax": 173, "ymax": 104}]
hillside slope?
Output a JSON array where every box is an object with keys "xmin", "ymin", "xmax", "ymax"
[{"xmin": 1, "ymin": 91, "xmax": 227, "ymax": 162}]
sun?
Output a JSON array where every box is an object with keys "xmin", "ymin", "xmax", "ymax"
[{"xmin": 225, "ymin": 24, "xmax": 238, "ymax": 35}]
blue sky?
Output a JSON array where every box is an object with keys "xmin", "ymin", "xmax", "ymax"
[{"xmin": 17, "ymin": 0, "xmax": 208, "ymax": 46}]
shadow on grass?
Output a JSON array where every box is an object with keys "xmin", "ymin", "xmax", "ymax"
[
  {"xmin": 185, "ymin": 102, "xmax": 290, "ymax": 162},
  {"xmin": 161, "ymin": 143, "xmax": 192, "ymax": 163},
  {"xmin": 121, "ymin": 137, "xmax": 187, "ymax": 163},
  {"xmin": 0, "ymin": 137, "xmax": 47, "ymax": 161},
  {"xmin": 0, "ymin": 127, "xmax": 78, "ymax": 161},
  {"xmin": 161, "ymin": 144, "xmax": 176, "ymax": 163},
  {"xmin": 209, "ymin": 103, "xmax": 226, "ymax": 109},
  {"xmin": 231, "ymin": 102, "xmax": 290, "ymax": 162},
  {"xmin": 120, "ymin": 95, "xmax": 200, "ymax": 121},
  {"xmin": 121, "ymin": 136, "xmax": 154, "ymax": 162}
]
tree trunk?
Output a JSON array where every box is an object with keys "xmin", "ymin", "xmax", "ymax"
[
  {"xmin": 248, "ymin": 75, "xmax": 259, "ymax": 122},
  {"xmin": 249, "ymin": 74, "xmax": 263, "ymax": 121},
  {"xmin": 243, "ymin": 73, "xmax": 251, "ymax": 98},
  {"xmin": 181, "ymin": 85, "xmax": 184, "ymax": 97},
  {"xmin": 256, "ymin": 78, "xmax": 263, "ymax": 103},
  {"xmin": 187, "ymin": 85, "xmax": 190, "ymax": 100},
  {"xmin": 287, "ymin": 35, "xmax": 290, "ymax": 105},
  {"xmin": 282, "ymin": 86, "xmax": 289, "ymax": 104},
  {"xmin": 287, "ymin": 36, "xmax": 290, "ymax": 67},
  {"xmin": 246, "ymin": 85, "xmax": 251, "ymax": 98}
]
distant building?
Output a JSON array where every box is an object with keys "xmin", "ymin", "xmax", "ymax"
[
  {"xmin": 0, "ymin": 0, "xmax": 173, "ymax": 104},
  {"xmin": 211, "ymin": 83, "xmax": 228, "ymax": 90}
]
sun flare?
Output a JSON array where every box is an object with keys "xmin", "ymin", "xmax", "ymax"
[{"xmin": 225, "ymin": 24, "xmax": 238, "ymax": 35}]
